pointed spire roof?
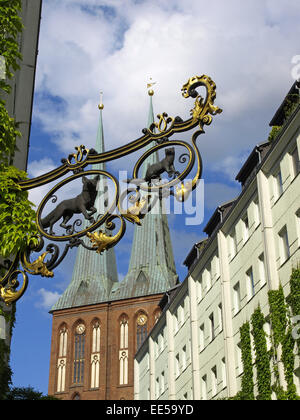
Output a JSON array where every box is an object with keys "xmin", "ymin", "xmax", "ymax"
[
  {"xmin": 51, "ymin": 97, "xmax": 119, "ymax": 311},
  {"xmin": 109, "ymin": 90, "xmax": 178, "ymax": 301}
]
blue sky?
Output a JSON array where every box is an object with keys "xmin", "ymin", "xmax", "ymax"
[{"xmin": 9, "ymin": 0, "xmax": 300, "ymax": 395}]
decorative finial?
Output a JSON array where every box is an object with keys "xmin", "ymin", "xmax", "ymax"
[
  {"xmin": 98, "ymin": 91, "xmax": 104, "ymax": 110},
  {"xmin": 147, "ymin": 77, "xmax": 156, "ymax": 96}
]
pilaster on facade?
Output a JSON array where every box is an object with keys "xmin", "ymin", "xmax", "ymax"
[
  {"xmin": 217, "ymin": 230, "xmax": 238, "ymax": 398},
  {"xmin": 187, "ymin": 275, "xmax": 201, "ymax": 400},
  {"xmin": 134, "ymin": 359, "xmax": 140, "ymax": 400},
  {"xmin": 149, "ymin": 336, "xmax": 156, "ymax": 400},
  {"xmin": 256, "ymin": 170, "xmax": 280, "ymax": 290},
  {"xmin": 166, "ymin": 309, "xmax": 176, "ymax": 400}
]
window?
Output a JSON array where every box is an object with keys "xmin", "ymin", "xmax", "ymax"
[
  {"xmin": 201, "ymin": 375, "xmax": 207, "ymax": 400},
  {"xmin": 296, "ymin": 209, "xmax": 300, "ymax": 247},
  {"xmin": 211, "ymin": 366, "xmax": 217, "ymax": 397},
  {"xmin": 279, "ymin": 226, "xmax": 290, "ymax": 264},
  {"xmin": 160, "ymin": 371, "xmax": 165, "ymax": 395},
  {"xmin": 253, "ymin": 199, "xmax": 260, "ymax": 228},
  {"xmin": 174, "ymin": 313, "xmax": 179, "ymax": 334},
  {"xmin": 242, "ymin": 215, "xmax": 249, "ymax": 243},
  {"xmin": 175, "ymin": 353, "xmax": 180, "ymax": 378},
  {"xmin": 178, "ymin": 305, "xmax": 184, "ymax": 326},
  {"xmin": 57, "ymin": 327, "xmax": 68, "ymax": 393},
  {"xmin": 229, "ymin": 228, "xmax": 238, "ymax": 258},
  {"xmin": 246, "ymin": 267, "xmax": 255, "ymax": 301},
  {"xmin": 156, "ymin": 377, "xmax": 159, "ymax": 398},
  {"xmin": 233, "ymin": 282, "xmax": 241, "ymax": 315},
  {"xmin": 182, "ymin": 346, "xmax": 187, "ymax": 371},
  {"xmin": 209, "ymin": 313, "xmax": 215, "ymax": 342},
  {"xmin": 73, "ymin": 327, "xmax": 85, "ymax": 384},
  {"xmin": 91, "ymin": 321, "xmax": 101, "ymax": 389},
  {"xmin": 275, "ymin": 169, "xmax": 283, "ymax": 198},
  {"xmin": 205, "ymin": 267, "xmax": 212, "ymax": 291},
  {"xmin": 199, "ymin": 324, "xmax": 205, "ymax": 352},
  {"xmin": 197, "ymin": 279, "xmax": 203, "ymax": 301},
  {"xmin": 119, "ymin": 317, "xmax": 129, "ymax": 385},
  {"xmin": 291, "ymin": 147, "xmax": 299, "ymax": 178},
  {"xmin": 159, "ymin": 333, "xmax": 164, "ymax": 353},
  {"xmin": 259, "ymin": 253, "xmax": 266, "ymax": 287},
  {"xmin": 59, "ymin": 327, "xmax": 68, "ymax": 358},
  {"xmin": 222, "ymin": 358, "xmax": 227, "ymax": 389},
  {"xmin": 215, "ymin": 255, "xmax": 220, "ymax": 279},
  {"xmin": 218, "ymin": 304, "xmax": 223, "ymax": 332},
  {"xmin": 120, "ymin": 317, "xmax": 128, "ymax": 349}
]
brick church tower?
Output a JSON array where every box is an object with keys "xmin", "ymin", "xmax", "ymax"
[{"xmin": 48, "ymin": 92, "xmax": 178, "ymax": 400}]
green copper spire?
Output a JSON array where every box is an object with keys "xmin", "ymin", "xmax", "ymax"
[
  {"xmin": 51, "ymin": 96, "xmax": 119, "ymax": 311},
  {"xmin": 109, "ymin": 89, "xmax": 178, "ymax": 301}
]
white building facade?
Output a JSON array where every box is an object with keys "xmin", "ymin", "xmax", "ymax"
[{"xmin": 134, "ymin": 83, "xmax": 300, "ymax": 400}]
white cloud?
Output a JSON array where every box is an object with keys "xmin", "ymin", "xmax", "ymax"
[
  {"xmin": 31, "ymin": 0, "xmax": 300, "ymax": 186},
  {"xmin": 36, "ymin": 288, "xmax": 61, "ymax": 310}
]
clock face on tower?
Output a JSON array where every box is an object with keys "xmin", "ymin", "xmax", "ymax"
[
  {"xmin": 76, "ymin": 324, "xmax": 86, "ymax": 335},
  {"xmin": 137, "ymin": 314, "xmax": 148, "ymax": 326}
]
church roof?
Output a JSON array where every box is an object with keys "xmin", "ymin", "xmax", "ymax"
[
  {"xmin": 108, "ymin": 92, "xmax": 178, "ymax": 301},
  {"xmin": 51, "ymin": 91, "xmax": 178, "ymax": 311},
  {"xmin": 51, "ymin": 102, "xmax": 119, "ymax": 311}
]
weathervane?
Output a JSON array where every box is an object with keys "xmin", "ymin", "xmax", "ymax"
[
  {"xmin": 147, "ymin": 77, "xmax": 156, "ymax": 96},
  {"xmin": 0, "ymin": 75, "xmax": 222, "ymax": 305}
]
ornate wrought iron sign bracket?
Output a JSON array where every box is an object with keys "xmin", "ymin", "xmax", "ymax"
[{"xmin": 0, "ymin": 75, "xmax": 222, "ymax": 305}]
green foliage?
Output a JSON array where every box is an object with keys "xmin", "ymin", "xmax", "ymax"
[
  {"xmin": 267, "ymin": 93, "xmax": 300, "ymax": 143},
  {"xmin": 0, "ymin": 0, "xmax": 38, "ymax": 259},
  {"xmin": 4, "ymin": 386, "xmax": 60, "ymax": 400},
  {"xmin": 287, "ymin": 268, "xmax": 300, "ymax": 317},
  {"xmin": 251, "ymin": 307, "xmax": 272, "ymax": 400},
  {"xmin": 0, "ymin": 165, "xmax": 38, "ymax": 257},
  {"xmin": 0, "ymin": 0, "xmax": 39, "ymax": 400},
  {"xmin": 0, "ymin": 0, "xmax": 23, "ymax": 90},
  {"xmin": 0, "ymin": 100, "xmax": 21, "ymax": 165},
  {"xmin": 268, "ymin": 126, "xmax": 281, "ymax": 143},
  {"xmin": 268, "ymin": 286, "xmax": 287, "ymax": 347},
  {"xmin": 268, "ymin": 282, "xmax": 300, "ymax": 400},
  {"xmin": 0, "ymin": 340, "xmax": 12, "ymax": 399},
  {"xmin": 234, "ymin": 274, "xmax": 300, "ymax": 401},
  {"xmin": 239, "ymin": 322, "xmax": 254, "ymax": 400}
]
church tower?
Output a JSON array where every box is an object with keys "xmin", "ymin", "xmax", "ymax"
[{"xmin": 48, "ymin": 91, "xmax": 178, "ymax": 400}]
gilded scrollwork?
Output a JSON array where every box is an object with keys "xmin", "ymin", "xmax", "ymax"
[
  {"xmin": 0, "ymin": 74, "xmax": 222, "ymax": 305},
  {"xmin": 87, "ymin": 216, "xmax": 125, "ymax": 254},
  {"xmin": 148, "ymin": 112, "xmax": 175, "ymax": 134},
  {"xmin": 181, "ymin": 74, "xmax": 223, "ymax": 130},
  {"xmin": 0, "ymin": 264, "xmax": 28, "ymax": 306},
  {"xmin": 21, "ymin": 251, "xmax": 54, "ymax": 277}
]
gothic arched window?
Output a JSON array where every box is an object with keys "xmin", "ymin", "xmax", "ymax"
[
  {"xmin": 90, "ymin": 321, "xmax": 100, "ymax": 389},
  {"xmin": 73, "ymin": 323, "xmax": 86, "ymax": 384},
  {"xmin": 57, "ymin": 326, "xmax": 68, "ymax": 393},
  {"xmin": 119, "ymin": 316, "xmax": 128, "ymax": 385}
]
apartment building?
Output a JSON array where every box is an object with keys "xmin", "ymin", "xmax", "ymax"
[{"xmin": 134, "ymin": 81, "xmax": 300, "ymax": 400}]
